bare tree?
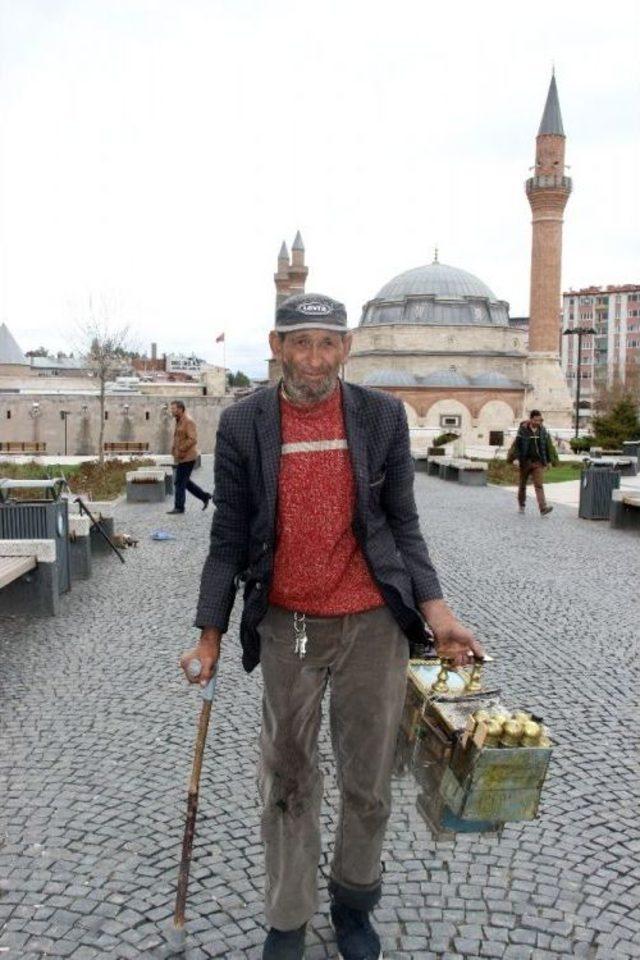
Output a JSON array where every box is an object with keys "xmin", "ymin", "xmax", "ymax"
[{"xmin": 78, "ymin": 314, "xmax": 131, "ymax": 464}]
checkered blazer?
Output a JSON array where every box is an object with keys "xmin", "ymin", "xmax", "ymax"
[{"xmin": 196, "ymin": 380, "xmax": 443, "ymax": 672}]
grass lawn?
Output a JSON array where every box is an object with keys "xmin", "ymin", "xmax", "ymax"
[
  {"xmin": 483, "ymin": 460, "xmax": 584, "ymax": 486},
  {"xmin": 0, "ymin": 459, "xmax": 155, "ymax": 500}
]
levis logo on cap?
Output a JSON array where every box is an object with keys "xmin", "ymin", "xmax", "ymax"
[{"xmin": 297, "ymin": 300, "xmax": 332, "ymax": 316}]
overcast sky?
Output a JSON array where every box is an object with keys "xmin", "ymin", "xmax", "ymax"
[{"xmin": 0, "ymin": 0, "xmax": 638, "ymax": 378}]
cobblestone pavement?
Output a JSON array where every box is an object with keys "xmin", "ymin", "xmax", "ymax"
[{"xmin": 1, "ymin": 459, "xmax": 639, "ymax": 960}]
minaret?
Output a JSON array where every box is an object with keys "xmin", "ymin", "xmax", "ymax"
[
  {"xmin": 287, "ymin": 231, "xmax": 308, "ymax": 296},
  {"xmin": 269, "ymin": 232, "xmax": 309, "ymax": 382},
  {"xmin": 524, "ymin": 73, "xmax": 573, "ymax": 425},
  {"xmin": 274, "ymin": 241, "xmax": 291, "ymax": 308}
]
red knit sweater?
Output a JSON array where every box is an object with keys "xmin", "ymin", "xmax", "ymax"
[{"xmin": 269, "ymin": 384, "xmax": 385, "ymax": 615}]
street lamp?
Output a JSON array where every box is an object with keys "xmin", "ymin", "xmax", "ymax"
[{"xmin": 562, "ymin": 326, "xmax": 596, "ymax": 438}]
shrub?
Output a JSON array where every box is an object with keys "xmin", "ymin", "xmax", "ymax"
[
  {"xmin": 569, "ymin": 436, "xmax": 595, "ymax": 453},
  {"xmin": 433, "ymin": 431, "xmax": 459, "ymax": 446},
  {"xmin": 592, "ymin": 396, "xmax": 640, "ymax": 449}
]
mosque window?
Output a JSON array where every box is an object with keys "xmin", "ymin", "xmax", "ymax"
[{"xmin": 440, "ymin": 414, "xmax": 461, "ymax": 428}]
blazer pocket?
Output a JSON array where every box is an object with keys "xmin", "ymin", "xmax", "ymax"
[{"xmin": 369, "ymin": 471, "xmax": 386, "ymax": 489}]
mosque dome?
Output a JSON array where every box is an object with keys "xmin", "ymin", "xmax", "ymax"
[
  {"xmin": 420, "ymin": 368, "xmax": 471, "ymax": 388},
  {"xmin": 362, "ymin": 369, "xmax": 418, "ymax": 387},
  {"xmin": 359, "ymin": 260, "xmax": 510, "ymax": 328}
]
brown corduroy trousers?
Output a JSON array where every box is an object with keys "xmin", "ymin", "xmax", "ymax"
[
  {"xmin": 518, "ymin": 460, "xmax": 548, "ymax": 511},
  {"xmin": 257, "ymin": 603, "xmax": 409, "ymax": 930}
]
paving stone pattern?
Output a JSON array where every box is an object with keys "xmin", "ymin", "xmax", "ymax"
[{"xmin": 1, "ymin": 458, "xmax": 639, "ymax": 959}]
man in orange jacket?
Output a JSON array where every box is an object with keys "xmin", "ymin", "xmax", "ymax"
[{"xmin": 167, "ymin": 401, "xmax": 211, "ymax": 515}]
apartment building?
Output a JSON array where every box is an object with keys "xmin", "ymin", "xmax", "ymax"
[{"xmin": 561, "ymin": 284, "xmax": 640, "ymax": 405}]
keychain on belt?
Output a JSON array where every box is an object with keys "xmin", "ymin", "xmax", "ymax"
[{"xmin": 293, "ymin": 612, "xmax": 308, "ymax": 659}]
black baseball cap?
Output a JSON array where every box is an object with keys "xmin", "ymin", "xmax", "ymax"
[{"xmin": 275, "ymin": 293, "xmax": 348, "ymax": 334}]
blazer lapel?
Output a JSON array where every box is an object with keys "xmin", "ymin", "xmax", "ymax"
[
  {"xmin": 342, "ymin": 381, "xmax": 369, "ymax": 530},
  {"xmin": 257, "ymin": 384, "xmax": 282, "ymax": 531}
]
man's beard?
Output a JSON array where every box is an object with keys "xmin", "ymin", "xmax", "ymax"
[{"xmin": 281, "ymin": 361, "xmax": 339, "ymax": 405}]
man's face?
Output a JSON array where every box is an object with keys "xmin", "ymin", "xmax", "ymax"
[
  {"xmin": 530, "ymin": 414, "xmax": 543, "ymax": 429},
  {"xmin": 170, "ymin": 403, "xmax": 181, "ymax": 420},
  {"xmin": 269, "ymin": 328, "xmax": 352, "ymax": 405}
]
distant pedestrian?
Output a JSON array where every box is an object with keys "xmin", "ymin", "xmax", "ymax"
[
  {"xmin": 167, "ymin": 401, "xmax": 211, "ymax": 515},
  {"xmin": 507, "ymin": 409, "xmax": 558, "ymax": 516}
]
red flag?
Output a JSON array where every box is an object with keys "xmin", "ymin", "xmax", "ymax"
[{"xmin": 216, "ymin": 332, "xmax": 225, "ymax": 343}]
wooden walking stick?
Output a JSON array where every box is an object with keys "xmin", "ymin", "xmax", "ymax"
[{"xmin": 165, "ymin": 661, "xmax": 217, "ymax": 951}]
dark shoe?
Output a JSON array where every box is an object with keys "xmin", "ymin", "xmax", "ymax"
[
  {"xmin": 540, "ymin": 505, "xmax": 553, "ymax": 516},
  {"xmin": 262, "ymin": 923, "xmax": 306, "ymax": 959},
  {"xmin": 331, "ymin": 902, "xmax": 382, "ymax": 960},
  {"xmin": 202, "ymin": 494, "xmax": 212, "ymax": 511},
  {"xmin": 166, "ymin": 508, "xmax": 184, "ymax": 515}
]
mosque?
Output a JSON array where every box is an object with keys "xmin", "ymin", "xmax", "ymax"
[{"xmin": 271, "ymin": 74, "xmax": 574, "ymax": 445}]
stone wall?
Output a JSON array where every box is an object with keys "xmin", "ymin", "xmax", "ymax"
[{"xmin": 0, "ymin": 393, "xmax": 232, "ymax": 457}]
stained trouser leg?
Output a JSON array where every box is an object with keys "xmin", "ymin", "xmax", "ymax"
[
  {"xmin": 258, "ymin": 607, "xmax": 331, "ymax": 930},
  {"xmin": 329, "ymin": 605, "xmax": 409, "ymax": 908}
]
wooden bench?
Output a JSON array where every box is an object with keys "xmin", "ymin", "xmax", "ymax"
[
  {"xmin": 0, "ymin": 441, "xmax": 47, "ymax": 454},
  {"xmin": 0, "ymin": 539, "xmax": 59, "ymax": 616},
  {"xmin": 103, "ymin": 441, "xmax": 150, "ymax": 456},
  {"xmin": 610, "ymin": 490, "xmax": 640, "ymax": 531}
]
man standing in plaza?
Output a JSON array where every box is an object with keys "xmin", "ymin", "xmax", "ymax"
[
  {"xmin": 167, "ymin": 400, "xmax": 211, "ymax": 515},
  {"xmin": 180, "ymin": 293, "xmax": 483, "ymax": 960},
  {"xmin": 507, "ymin": 409, "xmax": 558, "ymax": 516}
]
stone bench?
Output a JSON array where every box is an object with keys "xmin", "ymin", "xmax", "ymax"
[
  {"xmin": 65, "ymin": 498, "xmax": 119, "ymax": 555},
  {"xmin": 427, "ymin": 456, "xmax": 452, "ymax": 477},
  {"xmin": 439, "ymin": 459, "xmax": 488, "ymax": 485},
  {"xmin": 609, "ymin": 490, "xmax": 640, "ymax": 532},
  {"xmin": 126, "ymin": 470, "xmax": 166, "ymax": 503},
  {"xmin": 152, "ymin": 454, "xmax": 202, "ymax": 469},
  {"xmin": 68, "ymin": 515, "xmax": 92, "ymax": 580},
  {"xmin": 0, "ymin": 539, "xmax": 58, "ymax": 616},
  {"xmin": 132, "ymin": 466, "xmax": 174, "ymax": 496}
]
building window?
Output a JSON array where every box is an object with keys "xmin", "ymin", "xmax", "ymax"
[
  {"xmin": 145, "ymin": 411, "xmax": 150, "ymax": 420},
  {"xmin": 104, "ymin": 411, "xmax": 109, "ymax": 421},
  {"xmin": 440, "ymin": 414, "xmax": 461, "ymax": 428},
  {"xmin": 6, "ymin": 410, "xmax": 11, "ymax": 419}
]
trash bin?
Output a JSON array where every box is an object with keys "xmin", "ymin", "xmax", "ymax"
[
  {"xmin": 0, "ymin": 479, "xmax": 71, "ymax": 593},
  {"xmin": 622, "ymin": 440, "xmax": 640, "ymax": 461},
  {"xmin": 578, "ymin": 467, "xmax": 620, "ymax": 521}
]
